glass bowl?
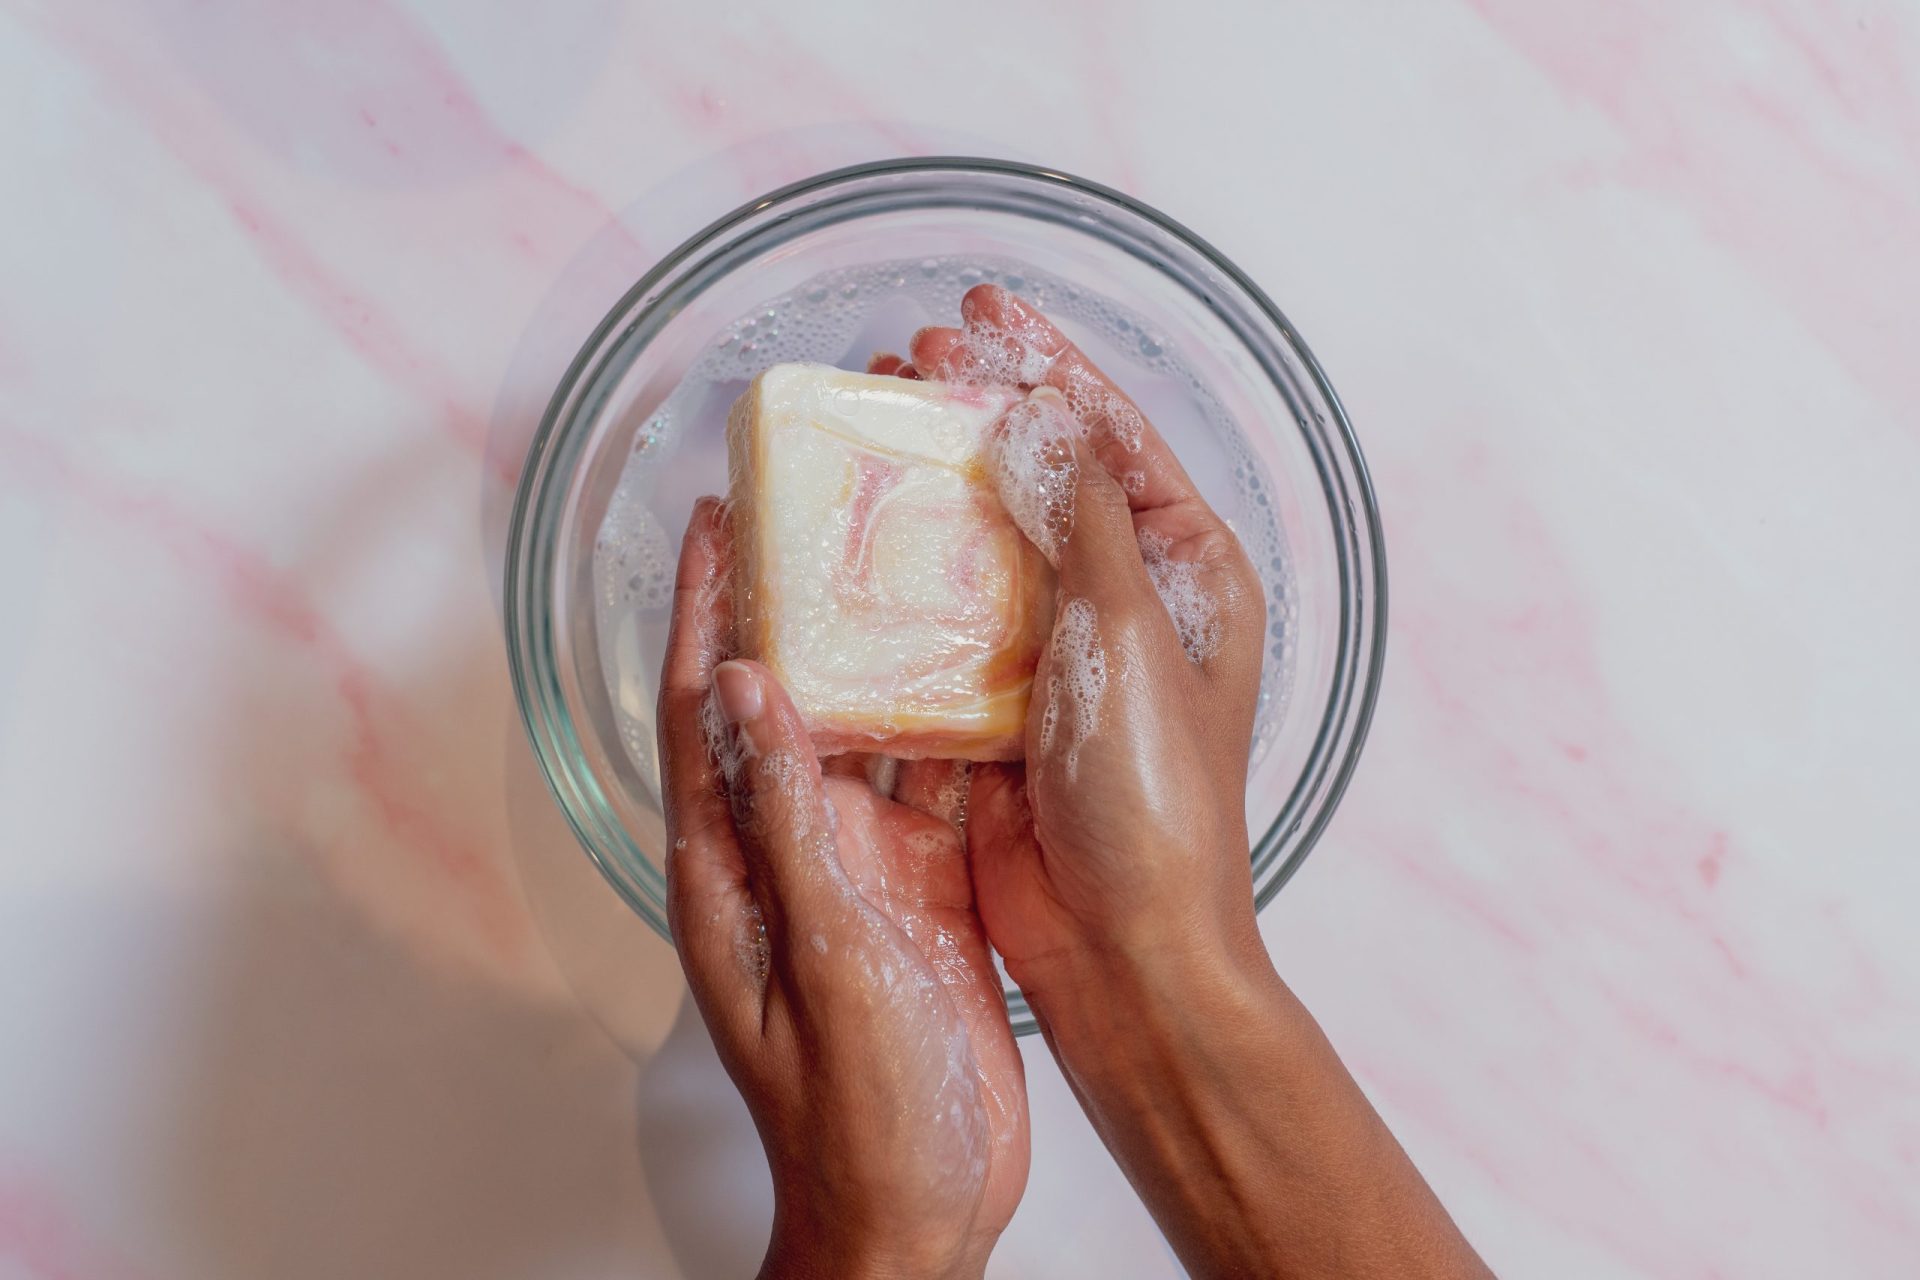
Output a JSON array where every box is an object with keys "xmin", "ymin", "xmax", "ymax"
[{"xmin": 505, "ymin": 157, "xmax": 1386, "ymax": 1036}]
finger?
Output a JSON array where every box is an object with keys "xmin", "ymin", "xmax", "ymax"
[
  {"xmin": 659, "ymin": 498, "xmax": 741, "ymax": 881},
  {"xmin": 962, "ymin": 763, "xmax": 1049, "ymax": 971},
  {"xmin": 821, "ymin": 753, "xmax": 870, "ymax": 781},
  {"xmin": 1052, "ymin": 409, "xmax": 1158, "ymax": 611},
  {"xmin": 959, "ymin": 283, "xmax": 1206, "ymax": 522},
  {"xmin": 818, "ymin": 753, "xmax": 904, "ymax": 800},
  {"xmin": 1133, "ymin": 506, "xmax": 1266, "ymax": 677},
  {"xmin": 967, "ymin": 286, "xmax": 1264, "ymax": 673},
  {"xmin": 909, "ymin": 326, "xmax": 969, "ymax": 380},
  {"xmin": 896, "ymin": 758, "xmax": 971, "ymax": 829},
  {"xmin": 866, "ymin": 351, "xmax": 905, "ymax": 376},
  {"xmin": 873, "ymin": 797, "xmax": 974, "ymax": 914},
  {"xmin": 709, "ymin": 660, "xmax": 863, "ymax": 931},
  {"xmin": 658, "ymin": 499, "xmax": 763, "ymax": 1011}
]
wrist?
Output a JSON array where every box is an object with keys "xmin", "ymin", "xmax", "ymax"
[
  {"xmin": 760, "ymin": 1204, "xmax": 988, "ymax": 1280},
  {"xmin": 1020, "ymin": 912, "xmax": 1302, "ymax": 1119},
  {"xmin": 1013, "ymin": 903, "xmax": 1278, "ymax": 1045}
]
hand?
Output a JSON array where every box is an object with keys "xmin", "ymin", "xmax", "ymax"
[
  {"xmin": 907, "ymin": 284, "xmax": 1271, "ymax": 1005},
  {"xmin": 907, "ymin": 290, "xmax": 1493, "ymax": 1280},
  {"xmin": 658, "ymin": 498, "xmax": 1028, "ymax": 1280}
]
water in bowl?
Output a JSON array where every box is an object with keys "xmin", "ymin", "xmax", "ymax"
[{"xmin": 592, "ymin": 256, "xmax": 1298, "ymax": 790}]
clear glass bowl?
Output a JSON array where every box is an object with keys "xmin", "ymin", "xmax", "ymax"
[{"xmin": 505, "ymin": 158, "xmax": 1386, "ymax": 1036}]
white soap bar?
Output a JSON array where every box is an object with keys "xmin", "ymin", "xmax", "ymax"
[{"xmin": 727, "ymin": 363, "xmax": 1055, "ymax": 760}]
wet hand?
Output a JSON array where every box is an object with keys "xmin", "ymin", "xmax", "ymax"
[
  {"xmin": 658, "ymin": 499, "xmax": 1028, "ymax": 1280},
  {"xmin": 910, "ymin": 285, "xmax": 1271, "ymax": 1013}
]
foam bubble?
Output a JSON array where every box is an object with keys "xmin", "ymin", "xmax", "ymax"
[
  {"xmin": 988, "ymin": 393, "xmax": 1080, "ymax": 567},
  {"xmin": 699, "ymin": 687, "xmax": 746, "ymax": 787},
  {"xmin": 756, "ymin": 747, "xmax": 810, "ymax": 804},
  {"xmin": 1138, "ymin": 527, "xmax": 1222, "ymax": 663},
  {"xmin": 904, "ymin": 826, "xmax": 958, "ymax": 861},
  {"xmin": 958, "ymin": 300, "xmax": 1059, "ymax": 385},
  {"xmin": 1041, "ymin": 597, "xmax": 1108, "ymax": 778},
  {"xmin": 595, "ymin": 467, "xmax": 675, "ymax": 614},
  {"xmin": 950, "ymin": 290, "xmax": 1146, "ymax": 457},
  {"xmin": 927, "ymin": 762, "xmax": 972, "ymax": 831},
  {"xmin": 735, "ymin": 899, "xmax": 769, "ymax": 988}
]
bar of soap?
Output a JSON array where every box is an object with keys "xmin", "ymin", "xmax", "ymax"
[{"xmin": 727, "ymin": 363, "xmax": 1055, "ymax": 760}]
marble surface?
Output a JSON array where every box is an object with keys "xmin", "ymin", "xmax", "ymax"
[{"xmin": 2, "ymin": 2, "xmax": 1917, "ymax": 1276}]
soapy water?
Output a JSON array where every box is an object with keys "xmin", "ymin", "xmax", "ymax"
[
  {"xmin": 1039, "ymin": 597, "xmax": 1109, "ymax": 780},
  {"xmin": 594, "ymin": 255, "xmax": 1298, "ymax": 786}
]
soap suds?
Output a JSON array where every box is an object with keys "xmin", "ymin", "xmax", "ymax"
[
  {"xmin": 958, "ymin": 298, "xmax": 1060, "ymax": 386},
  {"xmin": 699, "ymin": 687, "xmax": 746, "ymax": 788},
  {"xmin": 953, "ymin": 288, "xmax": 1145, "ymax": 457},
  {"xmin": 838, "ymin": 901, "xmax": 991, "ymax": 1194},
  {"xmin": 904, "ymin": 826, "xmax": 959, "ymax": 861},
  {"xmin": 926, "ymin": 761, "xmax": 972, "ymax": 831},
  {"xmin": 1138, "ymin": 527, "xmax": 1222, "ymax": 663},
  {"xmin": 735, "ymin": 899, "xmax": 769, "ymax": 988},
  {"xmin": 987, "ymin": 394, "xmax": 1080, "ymax": 567},
  {"xmin": 1040, "ymin": 597, "xmax": 1108, "ymax": 778},
  {"xmin": 596, "ymin": 256, "xmax": 1302, "ymax": 895}
]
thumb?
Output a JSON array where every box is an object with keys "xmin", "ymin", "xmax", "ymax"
[
  {"xmin": 708, "ymin": 660, "xmax": 860, "ymax": 934},
  {"xmin": 992, "ymin": 387, "xmax": 1153, "ymax": 611}
]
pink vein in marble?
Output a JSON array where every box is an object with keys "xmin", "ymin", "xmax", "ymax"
[
  {"xmin": 0, "ymin": 425, "xmax": 531, "ymax": 968},
  {"xmin": 1335, "ymin": 443, "xmax": 1920, "ymax": 1272},
  {"xmin": 1467, "ymin": 0, "xmax": 1920, "ymax": 420},
  {"xmin": 24, "ymin": 2, "xmax": 655, "ymax": 481}
]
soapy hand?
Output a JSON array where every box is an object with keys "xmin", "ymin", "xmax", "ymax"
[
  {"xmin": 908, "ymin": 285, "xmax": 1272, "ymax": 1014},
  {"xmin": 659, "ymin": 498, "xmax": 1028, "ymax": 1280}
]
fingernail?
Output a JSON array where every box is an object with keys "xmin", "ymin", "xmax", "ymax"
[{"xmin": 712, "ymin": 661, "xmax": 763, "ymax": 724}]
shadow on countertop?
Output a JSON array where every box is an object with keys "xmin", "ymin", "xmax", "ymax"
[{"xmin": 154, "ymin": 429, "xmax": 698, "ymax": 1276}]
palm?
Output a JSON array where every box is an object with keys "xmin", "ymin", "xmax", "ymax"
[{"xmin": 819, "ymin": 770, "xmax": 1030, "ymax": 1237}]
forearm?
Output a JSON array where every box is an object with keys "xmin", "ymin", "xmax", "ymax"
[
  {"xmin": 758, "ymin": 1169, "xmax": 997, "ymax": 1280},
  {"xmin": 759, "ymin": 1219, "xmax": 989, "ymax": 1280},
  {"xmin": 1029, "ymin": 938, "xmax": 1492, "ymax": 1280}
]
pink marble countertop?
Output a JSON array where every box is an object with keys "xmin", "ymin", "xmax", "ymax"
[{"xmin": 3, "ymin": 2, "xmax": 1916, "ymax": 1276}]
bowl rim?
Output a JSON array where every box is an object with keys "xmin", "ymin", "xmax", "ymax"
[{"xmin": 505, "ymin": 155, "xmax": 1388, "ymax": 1026}]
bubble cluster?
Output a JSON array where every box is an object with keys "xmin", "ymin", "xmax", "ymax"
[
  {"xmin": 594, "ymin": 470, "xmax": 675, "ymax": 614},
  {"xmin": 926, "ymin": 762, "xmax": 972, "ymax": 832},
  {"xmin": 1138, "ymin": 527, "xmax": 1222, "ymax": 663},
  {"xmin": 950, "ymin": 289, "xmax": 1146, "ymax": 456},
  {"xmin": 903, "ymin": 826, "xmax": 959, "ymax": 861},
  {"xmin": 987, "ymin": 392, "xmax": 1080, "ymax": 567},
  {"xmin": 1040, "ymin": 597, "xmax": 1108, "ymax": 779},
  {"xmin": 735, "ymin": 899, "xmax": 769, "ymax": 989},
  {"xmin": 594, "ymin": 254, "xmax": 1298, "ymax": 775},
  {"xmin": 698, "ymin": 686, "xmax": 744, "ymax": 787},
  {"xmin": 957, "ymin": 299, "xmax": 1059, "ymax": 386}
]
